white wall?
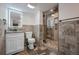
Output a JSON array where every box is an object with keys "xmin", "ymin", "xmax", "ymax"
[
  {"xmin": 22, "ymin": 12, "xmax": 35, "ymax": 25},
  {"xmin": 0, "ymin": 4, "xmax": 6, "ymax": 19},
  {"xmin": 0, "ymin": 4, "xmax": 9, "ymax": 30},
  {"xmin": 59, "ymin": 3, "xmax": 79, "ymax": 20},
  {"xmin": 34, "ymin": 10, "xmax": 43, "ymax": 41}
]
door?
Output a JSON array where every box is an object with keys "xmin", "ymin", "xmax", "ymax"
[
  {"xmin": 59, "ymin": 18, "xmax": 79, "ymax": 55},
  {"xmin": 6, "ymin": 37, "xmax": 17, "ymax": 54},
  {"xmin": 16, "ymin": 35, "xmax": 24, "ymax": 51}
]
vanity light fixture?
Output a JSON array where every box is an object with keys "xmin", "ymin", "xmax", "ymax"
[{"xmin": 27, "ymin": 4, "xmax": 35, "ymax": 9}]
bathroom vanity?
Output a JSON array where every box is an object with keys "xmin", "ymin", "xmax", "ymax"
[
  {"xmin": 6, "ymin": 32, "xmax": 24, "ymax": 54},
  {"xmin": 5, "ymin": 6, "xmax": 24, "ymax": 55}
]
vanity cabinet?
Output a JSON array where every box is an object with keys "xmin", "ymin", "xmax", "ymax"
[{"xmin": 6, "ymin": 32, "xmax": 24, "ymax": 55}]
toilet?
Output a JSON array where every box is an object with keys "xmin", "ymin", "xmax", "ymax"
[{"xmin": 25, "ymin": 32, "xmax": 35, "ymax": 49}]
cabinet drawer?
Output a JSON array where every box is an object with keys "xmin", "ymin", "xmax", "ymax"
[{"xmin": 6, "ymin": 33, "xmax": 24, "ymax": 38}]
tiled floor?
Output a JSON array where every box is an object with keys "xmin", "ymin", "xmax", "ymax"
[{"xmin": 15, "ymin": 39, "xmax": 58, "ymax": 55}]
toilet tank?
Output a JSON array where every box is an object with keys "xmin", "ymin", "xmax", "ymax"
[{"xmin": 26, "ymin": 32, "xmax": 32, "ymax": 39}]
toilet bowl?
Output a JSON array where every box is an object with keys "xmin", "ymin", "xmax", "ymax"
[{"xmin": 25, "ymin": 32, "xmax": 35, "ymax": 49}]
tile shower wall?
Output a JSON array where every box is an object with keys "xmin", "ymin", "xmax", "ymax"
[{"xmin": 59, "ymin": 18, "xmax": 79, "ymax": 55}]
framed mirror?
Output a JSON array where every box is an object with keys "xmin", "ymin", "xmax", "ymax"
[{"xmin": 8, "ymin": 8, "xmax": 23, "ymax": 31}]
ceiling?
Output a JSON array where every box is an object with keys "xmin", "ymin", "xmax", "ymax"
[
  {"xmin": 30, "ymin": 3, "xmax": 57, "ymax": 11},
  {"xmin": 0, "ymin": 3, "xmax": 57, "ymax": 13}
]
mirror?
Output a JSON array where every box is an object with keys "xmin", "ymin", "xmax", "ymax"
[{"xmin": 8, "ymin": 8, "xmax": 23, "ymax": 31}]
